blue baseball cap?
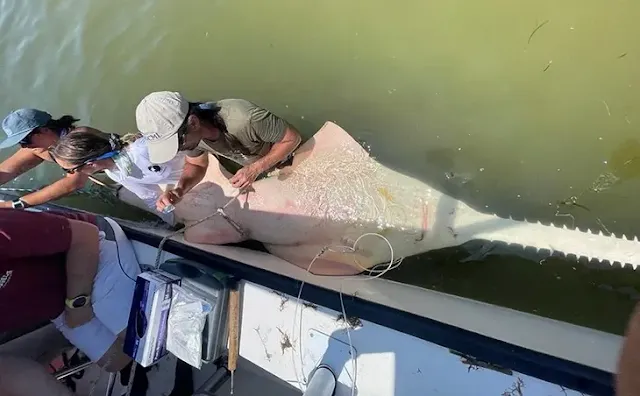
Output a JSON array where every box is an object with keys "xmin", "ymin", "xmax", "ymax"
[{"xmin": 0, "ymin": 108, "xmax": 52, "ymax": 149}]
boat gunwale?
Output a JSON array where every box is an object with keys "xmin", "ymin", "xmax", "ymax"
[{"xmin": 122, "ymin": 223, "xmax": 614, "ymax": 396}]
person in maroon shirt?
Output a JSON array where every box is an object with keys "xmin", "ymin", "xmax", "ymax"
[
  {"xmin": 0, "ymin": 208, "xmax": 141, "ymax": 373},
  {"xmin": 0, "ymin": 209, "xmax": 98, "ymax": 331}
]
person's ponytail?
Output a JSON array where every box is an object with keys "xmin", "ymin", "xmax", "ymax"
[{"xmin": 46, "ymin": 115, "xmax": 80, "ymax": 135}]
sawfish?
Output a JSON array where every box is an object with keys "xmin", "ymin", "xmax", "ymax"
[{"xmin": 133, "ymin": 121, "xmax": 640, "ymax": 276}]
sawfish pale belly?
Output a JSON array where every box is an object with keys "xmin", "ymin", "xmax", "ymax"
[{"xmin": 271, "ymin": 143, "xmax": 640, "ymax": 269}]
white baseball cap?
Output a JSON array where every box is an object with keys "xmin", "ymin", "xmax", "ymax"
[{"xmin": 135, "ymin": 91, "xmax": 189, "ymax": 164}]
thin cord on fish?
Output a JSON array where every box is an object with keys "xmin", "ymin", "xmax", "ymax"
[
  {"xmin": 290, "ymin": 232, "xmax": 401, "ymax": 396},
  {"xmin": 153, "ymin": 192, "xmax": 244, "ymax": 268}
]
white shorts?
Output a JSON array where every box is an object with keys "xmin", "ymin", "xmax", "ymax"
[{"xmin": 51, "ymin": 217, "xmax": 141, "ymax": 361}]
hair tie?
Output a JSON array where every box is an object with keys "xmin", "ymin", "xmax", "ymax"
[{"xmin": 108, "ymin": 134, "xmax": 118, "ymax": 150}]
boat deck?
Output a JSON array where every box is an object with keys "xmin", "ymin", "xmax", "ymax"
[
  {"xmin": 72, "ymin": 355, "xmax": 300, "ymax": 396},
  {"xmin": 195, "ymin": 358, "xmax": 301, "ymax": 396},
  {"xmin": 0, "ymin": 323, "xmax": 300, "ymax": 396}
]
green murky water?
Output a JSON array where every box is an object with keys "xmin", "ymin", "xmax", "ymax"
[{"xmin": 1, "ymin": 0, "xmax": 639, "ymax": 334}]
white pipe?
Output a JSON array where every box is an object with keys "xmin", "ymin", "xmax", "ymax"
[{"xmin": 303, "ymin": 365, "xmax": 337, "ymax": 396}]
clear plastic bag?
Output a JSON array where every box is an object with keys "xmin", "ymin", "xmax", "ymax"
[{"xmin": 166, "ymin": 284, "xmax": 213, "ymax": 369}]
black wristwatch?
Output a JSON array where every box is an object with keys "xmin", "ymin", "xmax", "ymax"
[
  {"xmin": 65, "ymin": 294, "xmax": 91, "ymax": 309},
  {"xmin": 11, "ymin": 199, "xmax": 26, "ymax": 209}
]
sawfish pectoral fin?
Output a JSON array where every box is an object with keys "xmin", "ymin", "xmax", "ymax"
[{"xmin": 184, "ymin": 221, "xmax": 246, "ymax": 245}]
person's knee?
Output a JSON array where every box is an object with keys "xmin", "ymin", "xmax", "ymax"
[
  {"xmin": 96, "ymin": 335, "xmax": 131, "ymax": 373},
  {"xmin": 0, "ymin": 355, "xmax": 74, "ymax": 396},
  {"xmin": 0, "ymin": 355, "xmax": 30, "ymax": 382},
  {"xmin": 97, "ymin": 348, "xmax": 131, "ymax": 373},
  {"xmin": 0, "ymin": 355, "xmax": 15, "ymax": 384}
]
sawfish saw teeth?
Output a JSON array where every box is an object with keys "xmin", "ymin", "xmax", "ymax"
[{"xmin": 465, "ymin": 212, "xmax": 640, "ymax": 267}]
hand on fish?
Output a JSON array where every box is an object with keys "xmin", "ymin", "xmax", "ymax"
[
  {"xmin": 230, "ymin": 164, "xmax": 261, "ymax": 190},
  {"xmin": 156, "ymin": 187, "xmax": 184, "ymax": 213}
]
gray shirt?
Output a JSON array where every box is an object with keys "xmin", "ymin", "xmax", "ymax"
[{"xmin": 187, "ymin": 99, "xmax": 290, "ymax": 167}]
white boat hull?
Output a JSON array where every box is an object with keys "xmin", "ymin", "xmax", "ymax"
[
  {"xmin": 236, "ymin": 281, "xmax": 594, "ymax": 396},
  {"xmin": 129, "ymin": 230, "xmax": 616, "ymax": 396}
]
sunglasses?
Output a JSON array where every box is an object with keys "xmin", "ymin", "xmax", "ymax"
[
  {"xmin": 19, "ymin": 128, "xmax": 40, "ymax": 147},
  {"xmin": 176, "ymin": 115, "xmax": 189, "ymax": 149},
  {"xmin": 50, "ymin": 150, "xmax": 118, "ymax": 174}
]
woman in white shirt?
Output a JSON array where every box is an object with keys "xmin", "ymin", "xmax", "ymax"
[{"xmin": 49, "ymin": 130, "xmax": 186, "ymax": 224}]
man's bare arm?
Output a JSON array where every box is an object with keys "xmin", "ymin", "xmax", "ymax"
[
  {"xmin": 176, "ymin": 153, "xmax": 209, "ymax": 195},
  {"xmin": 156, "ymin": 153, "xmax": 209, "ymax": 212},
  {"xmin": 252, "ymin": 126, "xmax": 301, "ymax": 173},
  {"xmin": 229, "ymin": 126, "xmax": 301, "ymax": 189}
]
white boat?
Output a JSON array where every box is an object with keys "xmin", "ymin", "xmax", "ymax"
[{"xmin": 0, "ymin": 193, "xmax": 620, "ymax": 396}]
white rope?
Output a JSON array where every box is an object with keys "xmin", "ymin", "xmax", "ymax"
[
  {"xmin": 338, "ymin": 285, "xmax": 357, "ymax": 396},
  {"xmin": 153, "ymin": 193, "xmax": 243, "ymax": 268},
  {"xmin": 290, "ymin": 232, "xmax": 402, "ymax": 396}
]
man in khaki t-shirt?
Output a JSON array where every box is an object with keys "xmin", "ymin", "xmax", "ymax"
[
  {"xmin": 135, "ymin": 91, "xmax": 302, "ymax": 212},
  {"xmin": 186, "ymin": 98, "xmax": 292, "ymax": 168}
]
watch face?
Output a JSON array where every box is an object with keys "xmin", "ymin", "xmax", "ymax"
[{"xmin": 72, "ymin": 296, "xmax": 88, "ymax": 308}]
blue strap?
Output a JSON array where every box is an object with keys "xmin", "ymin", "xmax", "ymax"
[{"xmin": 198, "ymin": 102, "xmax": 215, "ymax": 110}]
